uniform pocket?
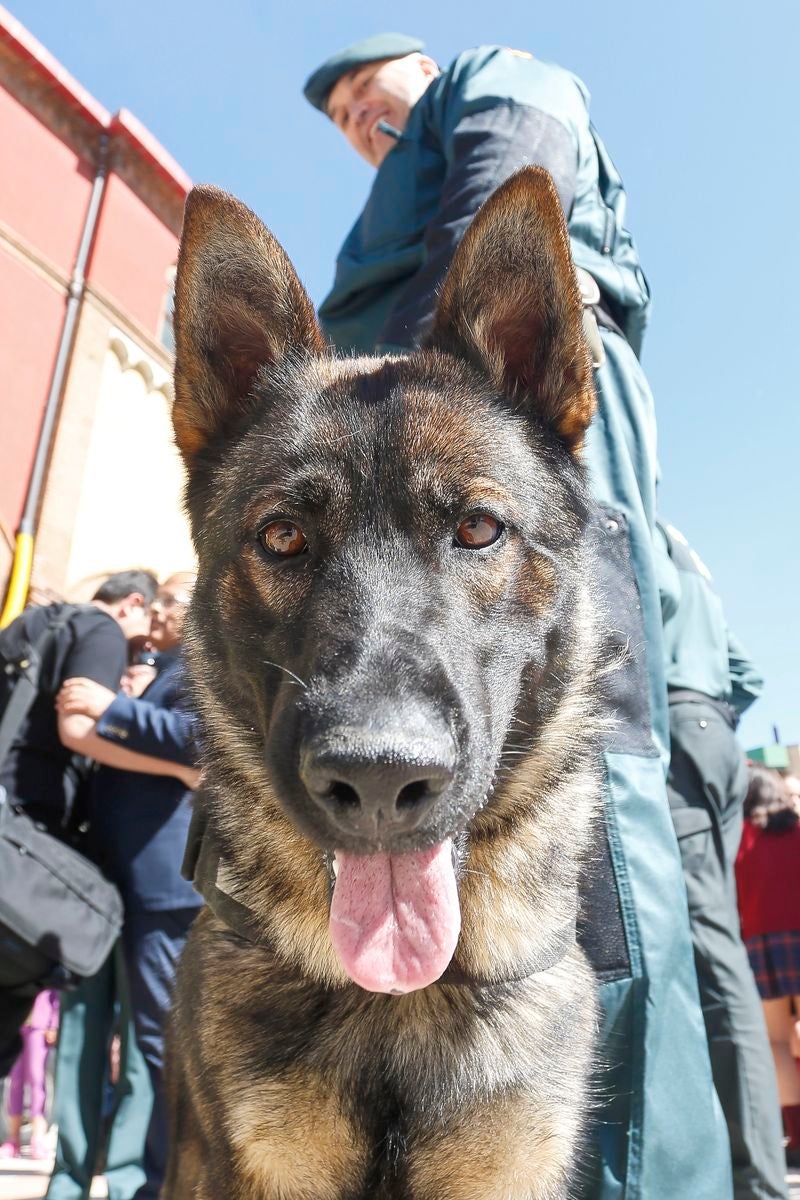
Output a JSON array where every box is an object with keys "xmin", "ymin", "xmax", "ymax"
[
  {"xmin": 590, "ymin": 506, "xmax": 658, "ymax": 757},
  {"xmin": 670, "ymin": 805, "xmax": 713, "ymax": 872}
]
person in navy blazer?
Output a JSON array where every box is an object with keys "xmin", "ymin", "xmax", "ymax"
[{"xmin": 57, "ymin": 572, "xmax": 201, "ymax": 1200}]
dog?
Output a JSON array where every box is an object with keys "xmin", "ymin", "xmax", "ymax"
[{"xmin": 165, "ymin": 166, "xmax": 606, "ymax": 1200}]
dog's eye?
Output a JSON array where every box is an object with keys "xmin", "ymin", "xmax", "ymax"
[
  {"xmin": 455, "ymin": 513, "xmax": 504, "ymax": 550},
  {"xmin": 258, "ymin": 520, "xmax": 307, "ymax": 558}
]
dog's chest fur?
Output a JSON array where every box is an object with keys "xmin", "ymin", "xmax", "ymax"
[{"xmin": 175, "ymin": 913, "xmax": 593, "ymax": 1200}]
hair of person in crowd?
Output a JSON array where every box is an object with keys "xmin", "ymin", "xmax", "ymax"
[
  {"xmin": 92, "ymin": 570, "xmax": 158, "ymax": 606},
  {"xmin": 744, "ymin": 764, "xmax": 800, "ymax": 833}
]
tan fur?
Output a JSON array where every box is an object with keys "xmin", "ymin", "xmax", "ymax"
[
  {"xmin": 231, "ymin": 1083, "xmax": 368, "ymax": 1200},
  {"xmin": 432, "ymin": 170, "xmax": 595, "ymax": 452},
  {"xmin": 408, "ymin": 1092, "xmax": 576, "ymax": 1200},
  {"xmin": 167, "ymin": 168, "xmax": 605, "ymax": 1199},
  {"xmin": 171, "ymin": 914, "xmax": 595, "ymax": 1199}
]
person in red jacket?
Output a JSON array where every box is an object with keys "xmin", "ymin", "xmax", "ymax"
[{"xmin": 736, "ymin": 764, "xmax": 800, "ymax": 1165}]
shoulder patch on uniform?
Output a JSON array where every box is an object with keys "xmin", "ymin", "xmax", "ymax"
[
  {"xmin": 689, "ymin": 548, "xmax": 713, "ymax": 583},
  {"xmin": 665, "ymin": 522, "xmax": 688, "ymax": 546},
  {"xmin": 663, "ymin": 522, "xmax": 713, "ymax": 580}
]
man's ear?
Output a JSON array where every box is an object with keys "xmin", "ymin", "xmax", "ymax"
[
  {"xmin": 117, "ymin": 592, "xmax": 144, "ymax": 617},
  {"xmin": 427, "ymin": 167, "xmax": 596, "ymax": 453},
  {"xmin": 418, "ymin": 54, "xmax": 440, "ymax": 80},
  {"xmin": 172, "ymin": 186, "xmax": 326, "ymax": 463}
]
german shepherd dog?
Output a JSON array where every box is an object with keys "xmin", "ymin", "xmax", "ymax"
[{"xmin": 167, "ymin": 167, "xmax": 605, "ymax": 1199}]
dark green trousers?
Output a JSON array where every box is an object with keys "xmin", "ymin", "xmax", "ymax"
[
  {"xmin": 45, "ymin": 941, "xmax": 152, "ymax": 1200},
  {"xmin": 667, "ymin": 698, "xmax": 787, "ymax": 1200}
]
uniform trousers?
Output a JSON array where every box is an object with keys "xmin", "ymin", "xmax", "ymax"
[
  {"xmin": 46, "ymin": 941, "xmax": 151, "ymax": 1200},
  {"xmin": 576, "ymin": 329, "xmax": 730, "ymax": 1199},
  {"xmin": 122, "ymin": 907, "xmax": 198, "ymax": 1200},
  {"xmin": 667, "ymin": 698, "xmax": 788, "ymax": 1200}
]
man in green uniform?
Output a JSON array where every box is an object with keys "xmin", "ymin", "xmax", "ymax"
[
  {"xmin": 304, "ymin": 35, "xmax": 731, "ymax": 1198},
  {"xmin": 659, "ymin": 521, "xmax": 788, "ymax": 1199}
]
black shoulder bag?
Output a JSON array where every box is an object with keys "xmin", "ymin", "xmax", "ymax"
[{"xmin": 0, "ymin": 606, "xmax": 123, "ymax": 992}]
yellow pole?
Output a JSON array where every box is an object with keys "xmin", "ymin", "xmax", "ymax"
[{"xmin": 0, "ymin": 532, "xmax": 34, "ymax": 629}]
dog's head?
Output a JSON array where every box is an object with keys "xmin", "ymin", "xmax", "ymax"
[{"xmin": 173, "ymin": 168, "xmax": 597, "ymax": 994}]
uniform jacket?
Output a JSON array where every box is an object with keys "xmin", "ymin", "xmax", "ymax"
[
  {"xmin": 89, "ymin": 653, "xmax": 201, "ymax": 913},
  {"xmin": 315, "ymin": 44, "xmax": 733, "ymax": 1199},
  {"xmin": 319, "ymin": 45, "xmax": 650, "ymax": 357},
  {"xmin": 658, "ymin": 521, "xmax": 763, "ymax": 716}
]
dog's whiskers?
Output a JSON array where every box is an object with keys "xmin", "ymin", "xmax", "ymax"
[{"xmin": 262, "ymin": 660, "xmax": 309, "ymax": 690}]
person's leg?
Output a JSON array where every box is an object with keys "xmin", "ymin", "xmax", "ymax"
[
  {"xmin": 790, "ymin": 995, "xmax": 800, "ymax": 1060},
  {"xmin": 6, "ymin": 1041, "xmax": 25, "ymax": 1118},
  {"xmin": 45, "ymin": 958, "xmax": 115, "ymax": 1200},
  {"xmin": 1, "ymin": 1046, "xmax": 25, "ymax": 1154},
  {"xmin": 102, "ymin": 942, "xmax": 151, "ymax": 1200},
  {"xmin": 767, "ymin": 996, "xmax": 800, "ymax": 1162},
  {"xmin": 123, "ymin": 908, "xmax": 197, "ymax": 1200},
  {"xmin": 668, "ymin": 704, "xmax": 787, "ymax": 1199},
  {"xmin": 763, "ymin": 997, "xmax": 800, "ymax": 1106},
  {"xmin": 24, "ymin": 1027, "xmax": 50, "ymax": 1157}
]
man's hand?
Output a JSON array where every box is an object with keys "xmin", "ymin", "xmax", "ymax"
[
  {"xmin": 121, "ymin": 664, "xmax": 158, "ymax": 698},
  {"xmin": 57, "ymin": 677, "xmax": 117, "ymax": 721},
  {"xmin": 178, "ymin": 765, "xmax": 202, "ymax": 790}
]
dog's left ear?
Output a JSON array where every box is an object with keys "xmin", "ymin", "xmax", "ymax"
[
  {"xmin": 172, "ymin": 186, "xmax": 326, "ymax": 463},
  {"xmin": 427, "ymin": 167, "xmax": 595, "ymax": 453}
]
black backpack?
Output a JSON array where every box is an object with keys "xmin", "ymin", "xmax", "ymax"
[{"xmin": 0, "ymin": 605, "xmax": 123, "ymax": 993}]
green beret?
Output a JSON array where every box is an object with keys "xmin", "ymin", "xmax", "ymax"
[{"xmin": 303, "ymin": 33, "xmax": 425, "ymax": 113}]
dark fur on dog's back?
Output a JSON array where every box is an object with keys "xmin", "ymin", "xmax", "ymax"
[{"xmin": 167, "ymin": 168, "xmax": 605, "ymax": 1199}]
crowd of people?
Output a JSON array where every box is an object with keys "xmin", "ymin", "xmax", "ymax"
[
  {"xmin": 0, "ymin": 29, "xmax": 797, "ymax": 1200},
  {"xmin": 0, "ymin": 570, "xmax": 199, "ymax": 1198}
]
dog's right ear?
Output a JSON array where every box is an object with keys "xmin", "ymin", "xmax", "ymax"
[
  {"xmin": 172, "ymin": 186, "xmax": 326, "ymax": 463},
  {"xmin": 427, "ymin": 167, "xmax": 595, "ymax": 454}
]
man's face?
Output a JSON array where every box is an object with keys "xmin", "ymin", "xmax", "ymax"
[
  {"xmin": 326, "ymin": 53, "xmax": 439, "ymax": 167},
  {"xmin": 149, "ymin": 573, "xmax": 195, "ymax": 652}
]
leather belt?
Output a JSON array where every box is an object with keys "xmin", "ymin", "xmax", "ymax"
[{"xmin": 667, "ymin": 687, "xmax": 739, "ymax": 731}]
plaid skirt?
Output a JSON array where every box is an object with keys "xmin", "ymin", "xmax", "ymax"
[{"xmin": 745, "ymin": 931, "xmax": 800, "ymax": 999}]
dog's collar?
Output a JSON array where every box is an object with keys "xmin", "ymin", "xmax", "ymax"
[
  {"xmin": 214, "ymin": 900, "xmax": 577, "ymax": 988},
  {"xmin": 197, "ymin": 842, "xmax": 577, "ymax": 990},
  {"xmin": 438, "ymin": 913, "xmax": 577, "ymax": 986}
]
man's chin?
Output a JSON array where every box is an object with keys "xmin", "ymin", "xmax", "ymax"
[
  {"xmin": 366, "ymin": 123, "xmax": 397, "ymax": 168},
  {"xmin": 373, "ymin": 134, "xmax": 398, "ymax": 164},
  {"xmin": 362, "ymin": 142, "xmax": 388, "ymax": 168}
]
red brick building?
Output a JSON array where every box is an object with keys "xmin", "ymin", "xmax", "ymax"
[{"xmin": 0, "ymin": 6, "xmax": 193, "ymax": 613}]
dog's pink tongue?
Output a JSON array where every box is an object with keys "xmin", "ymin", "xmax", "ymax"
[{"xmin": 330, "ymin": 840, "xmax": 460, "ymax": 994}]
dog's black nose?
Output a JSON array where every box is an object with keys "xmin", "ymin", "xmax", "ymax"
[{"xmin": 300, "ymin": 729, "xmax": 455, "ymax": 838}]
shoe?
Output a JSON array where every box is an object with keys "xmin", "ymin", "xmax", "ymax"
[
  {"xmin": 0, "ymin": 1140, "xmax": 19, "ymax": 1159},
  {"xmin": 28, "ymin": 1134, "xmax": 49, "ymax": 1160}
]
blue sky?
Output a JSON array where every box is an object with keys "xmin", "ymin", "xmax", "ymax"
[{"xmin": 9, "ymin": 0, "xmax": 799, "ymax": 750}]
